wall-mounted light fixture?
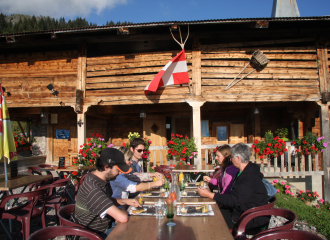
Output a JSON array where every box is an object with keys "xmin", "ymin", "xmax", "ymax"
[
  {"xmin": 46, "ymin": 84, "xmax": 59, "ymax": 97},
  {"xmin": 40, "ymin": 108, "xmax": 46, "ymax": 118},
  {"xmin": 254, "ymin": 107, "xmax": 259, "ymax": 114},
  {"xmin": 140, "ymin": 109, "xmax": 146, "ymax": 118},
  {"xmin": 1, "ymin": 87, "xmax": 11, "ymax": 97},
  {"xmin": 77, "ymin": 119, "xmax": 84, "ymax": 127}
]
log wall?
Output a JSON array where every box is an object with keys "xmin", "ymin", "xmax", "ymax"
[
  {"xmin": 200, "ymin": 45, "xmax": 320, "ymax": 102},
  {"xmin": 0, "ymin": 50, "xmax": 78, "ymax": 107},
  {"xmin": 84, "ymin": 51, "xmax": 193, "ymax": 105}
]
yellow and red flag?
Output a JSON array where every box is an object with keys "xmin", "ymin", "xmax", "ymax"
[{"xmin": 0, "ymin": 84, "xmax": 18, "ymax": 164}]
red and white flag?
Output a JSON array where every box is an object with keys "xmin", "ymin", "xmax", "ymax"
[{"xmin": 144, "ymin": 50, "xmax": 189, "ymax": 95}]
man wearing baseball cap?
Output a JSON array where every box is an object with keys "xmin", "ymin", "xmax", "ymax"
[{"xmin": 74, "ymin": 148, "xmax": 141, "ymax": 238}]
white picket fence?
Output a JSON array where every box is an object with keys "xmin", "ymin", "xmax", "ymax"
[{"xmin": 148, "ymin": 144, "xmax": 324, "ymax": 177}]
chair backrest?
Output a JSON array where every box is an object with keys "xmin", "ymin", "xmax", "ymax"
[
  {"xmin": 57, "ymin": 204, "xmax": 84, "ymax": 228},
  {"xmin": 39, "ymin": 178, "xmax": 70, "ymax": 197},
  {"xmin": 232, "ymin": 208, "xmax": 297, "ymax": 238},
  {"xmin": 238, "ymin": 196, "xmax": 277, "ymax": 221},
  {"xmin": 28, "ymin": 166, "xmax": 42, "ymax": 175},
  {"xmin": 0, "ymin": 188, "xmax": 48, "ymax": 218},
  {"xmin": 39, "ymin": 164, "xmax": 57, "ymax": 168},
  {"xmin": 79, "ymin": 172, "xmax": 88, "ymax": 186},
  {"xmin": 250, "ymin": 229, "xmax": 324, "ymax": 240},
  {"xmin": 27, "ymin": 226, "xmax": 103, "ymax": 240}
]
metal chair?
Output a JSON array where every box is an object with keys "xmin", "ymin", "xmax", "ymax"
[
  {"xmin": 232, "ymin": 208, "xmax": 297, "ymax": 240},
  {"xmin": 250, "ymin": 229, "xmax": 324, "ymax": 240},
  {"xmin": 0, "ymin": 188, "xmax": 48, "ymax": 240},
  {"xmin": 27, "ymin": 226, "xmax": 103, "ymax": 240}
]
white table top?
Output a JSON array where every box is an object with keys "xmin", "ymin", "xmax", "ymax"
[{"xmin": 172, "ymin": 165, "xmax": 215, "ymax": 172}]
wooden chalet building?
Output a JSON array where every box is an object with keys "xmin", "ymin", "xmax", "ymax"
[{"xmin": 0, "ymin": 16, "xmax": 330, "ymax": 199}]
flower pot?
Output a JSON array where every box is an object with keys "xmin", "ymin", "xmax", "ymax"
[
  {"xmin": 16, "ymin": 147, "xmax": 23, "ymax": 152},
  {"xmin": 22, "ymin": 146, "xmax": 31, "ymax": 151},
  {"xmin": 305, "ymin": 201, "xmax": 311, "ymax": 206}
]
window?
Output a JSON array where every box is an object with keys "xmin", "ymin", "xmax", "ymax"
[
  {"xmin": 217, "ymin": 126, "xmax": 227, "ymax": 141},
  {"xmin": 212, "ymin": 122, "xmax": 230, "ymax": 144}
]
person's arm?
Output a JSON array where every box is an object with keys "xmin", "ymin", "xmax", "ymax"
[
  {"xmin": 136, "ymin": 179, "xmax": 164, "ymax": 192},
  {"xmin": 106, "ymin": 205, "xmax": 128, "ymax": 223},
  {"xmin": 221, "ymin": 168, "xmax": 239, "ymax": 194},
  {"xmin": 197, "ymin": 186, "xmax": 215, "ymax": 199}
]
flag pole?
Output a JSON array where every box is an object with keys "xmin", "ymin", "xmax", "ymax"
[{"xmin": 4, "ymin": 157, "xmax": 8, "ymax": 181}]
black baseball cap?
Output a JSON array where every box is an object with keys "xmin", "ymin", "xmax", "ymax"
[{"xmin": 100, "ymin": 148, "xmax": 132, "ymax": 174}]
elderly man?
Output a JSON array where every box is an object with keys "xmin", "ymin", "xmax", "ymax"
[
  {"xmin": 198, "ymin": 143, "xmax": 269, "ymax": 229},
  {"xmin": 74, "ymin": 148, "xmax": 141, "ymax": 238}
]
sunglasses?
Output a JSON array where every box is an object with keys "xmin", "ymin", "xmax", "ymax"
[{"xmin": 136, "ymin": 149, "xmax": 144, "ymax": 153}]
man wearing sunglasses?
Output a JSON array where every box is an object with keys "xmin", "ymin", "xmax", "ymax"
[{"xmin": 129, "ymin": 138, "xmax": 146, "ymax": 173}]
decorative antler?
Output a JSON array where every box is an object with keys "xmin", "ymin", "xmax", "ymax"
[{"xmin": 170, "ymin": 25, "xmax": 189, "ymax": 50}]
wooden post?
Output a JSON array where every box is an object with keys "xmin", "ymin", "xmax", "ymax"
[
  {"xmin": 320, "ymin": 103, "xmax": 330, "ymax": 201},
  {"xmin": 77, "ymin": 105, "xmax": 90, "ymax": 153},
  {"xmin": 186, "ymin": 99, "xmax": 205, "ymax": 166},
  {"xmin": 46, "ymin": 126, "xmax": 53, "ymax": 163},
  {"xmin": 192, "ymin": 37, "xmax": 201, "ymax": 96}
]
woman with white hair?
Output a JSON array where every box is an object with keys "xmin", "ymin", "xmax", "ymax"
[{"xmin": 198, "ymin": 143, "xmax": 269, "ymax": 230}]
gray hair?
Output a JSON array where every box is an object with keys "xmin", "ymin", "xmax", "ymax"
[{"xmin": 231, "ymin": 143, "xmax": 250, "ymax": 163}]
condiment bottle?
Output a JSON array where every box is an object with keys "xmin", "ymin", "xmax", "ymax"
[{"xmin": 179, "ymin": 172, "xmax": 184, "ymax": 182}]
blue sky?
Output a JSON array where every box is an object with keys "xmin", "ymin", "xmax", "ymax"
[{"xmin": 1, "ymin": 0, "xmax": 329, "ymax": 26}]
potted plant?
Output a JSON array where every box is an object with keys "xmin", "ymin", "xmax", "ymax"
[
  {"xmin": 76, "ymin": 132, "xmax": 110, "ymax": 167},
  {"xmin": 166, "ymin": 134, "xmax": 198, "ymax": 163},
  {"xmin": 275, "ymin": 128, "xmax": 289, "ymax": 141},
  {"xmin": 297, "ymin": 190, "xmax": 319, "ymax": 205},
  {"xmin": 293, "ymin": 132, "xmax": 330, "ymax": 156}
]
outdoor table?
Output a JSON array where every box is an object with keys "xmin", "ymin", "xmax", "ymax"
[
  {"xmin": 106, "ymin": 204, "xmax": 234, "ymax": 240},
  {"xmin": 172, "ymin": 165, "xmax": 215, "ymax": 173},
  {"xmin": 0, "ymin": 174, "xmax": 52, "ymax": 191}
]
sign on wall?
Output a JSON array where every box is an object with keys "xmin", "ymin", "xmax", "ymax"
[{"xmin": 56, "ymin": 129, "xmax": 70, "ymax": 139}]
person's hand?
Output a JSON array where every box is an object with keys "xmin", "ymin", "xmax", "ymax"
[
  {"xmin": 203, "ymin": 176, "xmax": 211, "ymax": 182},
  {"xmin": 197, "ymin": 186, "xmax": 212, "ymax": 198},
  {"xmin": 153, "ymin": 172, "xmax": 164, "ymax": 179},
  {"xmin": 123, "ymin": 199, "xmax": 141, "ymax": 208},
  {"xmin": 154, "ymin": 178, "xmax": 165, "ymax": 187}
]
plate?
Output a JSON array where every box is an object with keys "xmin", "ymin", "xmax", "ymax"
[
  {"xmin": 129, "ymin": 205, "xmax": 157, "ymax": 216},
  {"xmin": 176, "ymin": 205, "xmax": 214, "ymax": 216},
  {"xmin": 139, "ymin": 191, "xmax": 169, "ymax": 198}
]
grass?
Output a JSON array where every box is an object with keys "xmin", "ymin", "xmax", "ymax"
[{"xmin": 275, "ymin": 193, "xmax": 330, "ymax": 239}]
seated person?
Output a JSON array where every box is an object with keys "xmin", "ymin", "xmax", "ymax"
[
  {"xmin": 118, "ymin": 146, "xmax": 163, "ymax": 182},
  {"xmin": 203, "ymin": 144, "xmax": 238, "ymax": 194},
  {"xmin": 129, "ymin": 138, "xmax": 146, "ymax": 173},
  {"xmin": 198, "ymin": 143, "xmax": 269, "ymax": 230},
  {"xmin": 74, "ymin": 148, "xmax": 141, "ymax": 239},
  {"xmin": 111, "ymin": 147, "xmax": 164, "ymax": 200}
]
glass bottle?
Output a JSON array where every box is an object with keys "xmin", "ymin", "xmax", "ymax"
[
  {"xmin": 166, "ymin": 195, "xmax": 174, "ymax": 219},
  {"xmin": 170, "ymin": 172, "xmax": 180, "ymax": 204}
]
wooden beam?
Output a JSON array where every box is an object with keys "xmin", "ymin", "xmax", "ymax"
[
  {"xmin": 192, "ymin": 37, "xmax": 201, "ymax": 96},
  {"xmin": 317, "ymin": 42, "xmax": 330, "ymax": 96},
  {"xmin": 320, "ymin": 103, "xmax": 330, "ymax": 201},
  {"xmin": 17, "ymin": 121, "xmax": 27, "ymax": 139},
  {"xmin": 47, "ymin": 126, "xmax": 53, "ymax": 163}
]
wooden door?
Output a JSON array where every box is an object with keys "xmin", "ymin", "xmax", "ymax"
[
  {"xmin": 143, "ymin": 115, "xmax": 167, "ymax": 166},
  {"xmin": 229, "ymin": 124, "xmax": 246, "ymax": 144}
]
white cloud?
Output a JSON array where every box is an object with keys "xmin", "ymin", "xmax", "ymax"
[{"xmin": 0, "ymin": 0, "xmax": 127, "ymax": 18}]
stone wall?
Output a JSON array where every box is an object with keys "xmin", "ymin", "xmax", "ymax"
[{"xmin": 31, "ymin": 123, "xmax": 47, "ymax": 155}]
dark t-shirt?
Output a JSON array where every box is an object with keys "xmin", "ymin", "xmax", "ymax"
[{"xmin": 74, "ymin": 172, "xmax": 114, "ymax": 236}]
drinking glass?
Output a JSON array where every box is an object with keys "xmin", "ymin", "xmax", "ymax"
[{"xmin": 156, "ymin": 200, "xmax": 164, "ymax": 219}]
